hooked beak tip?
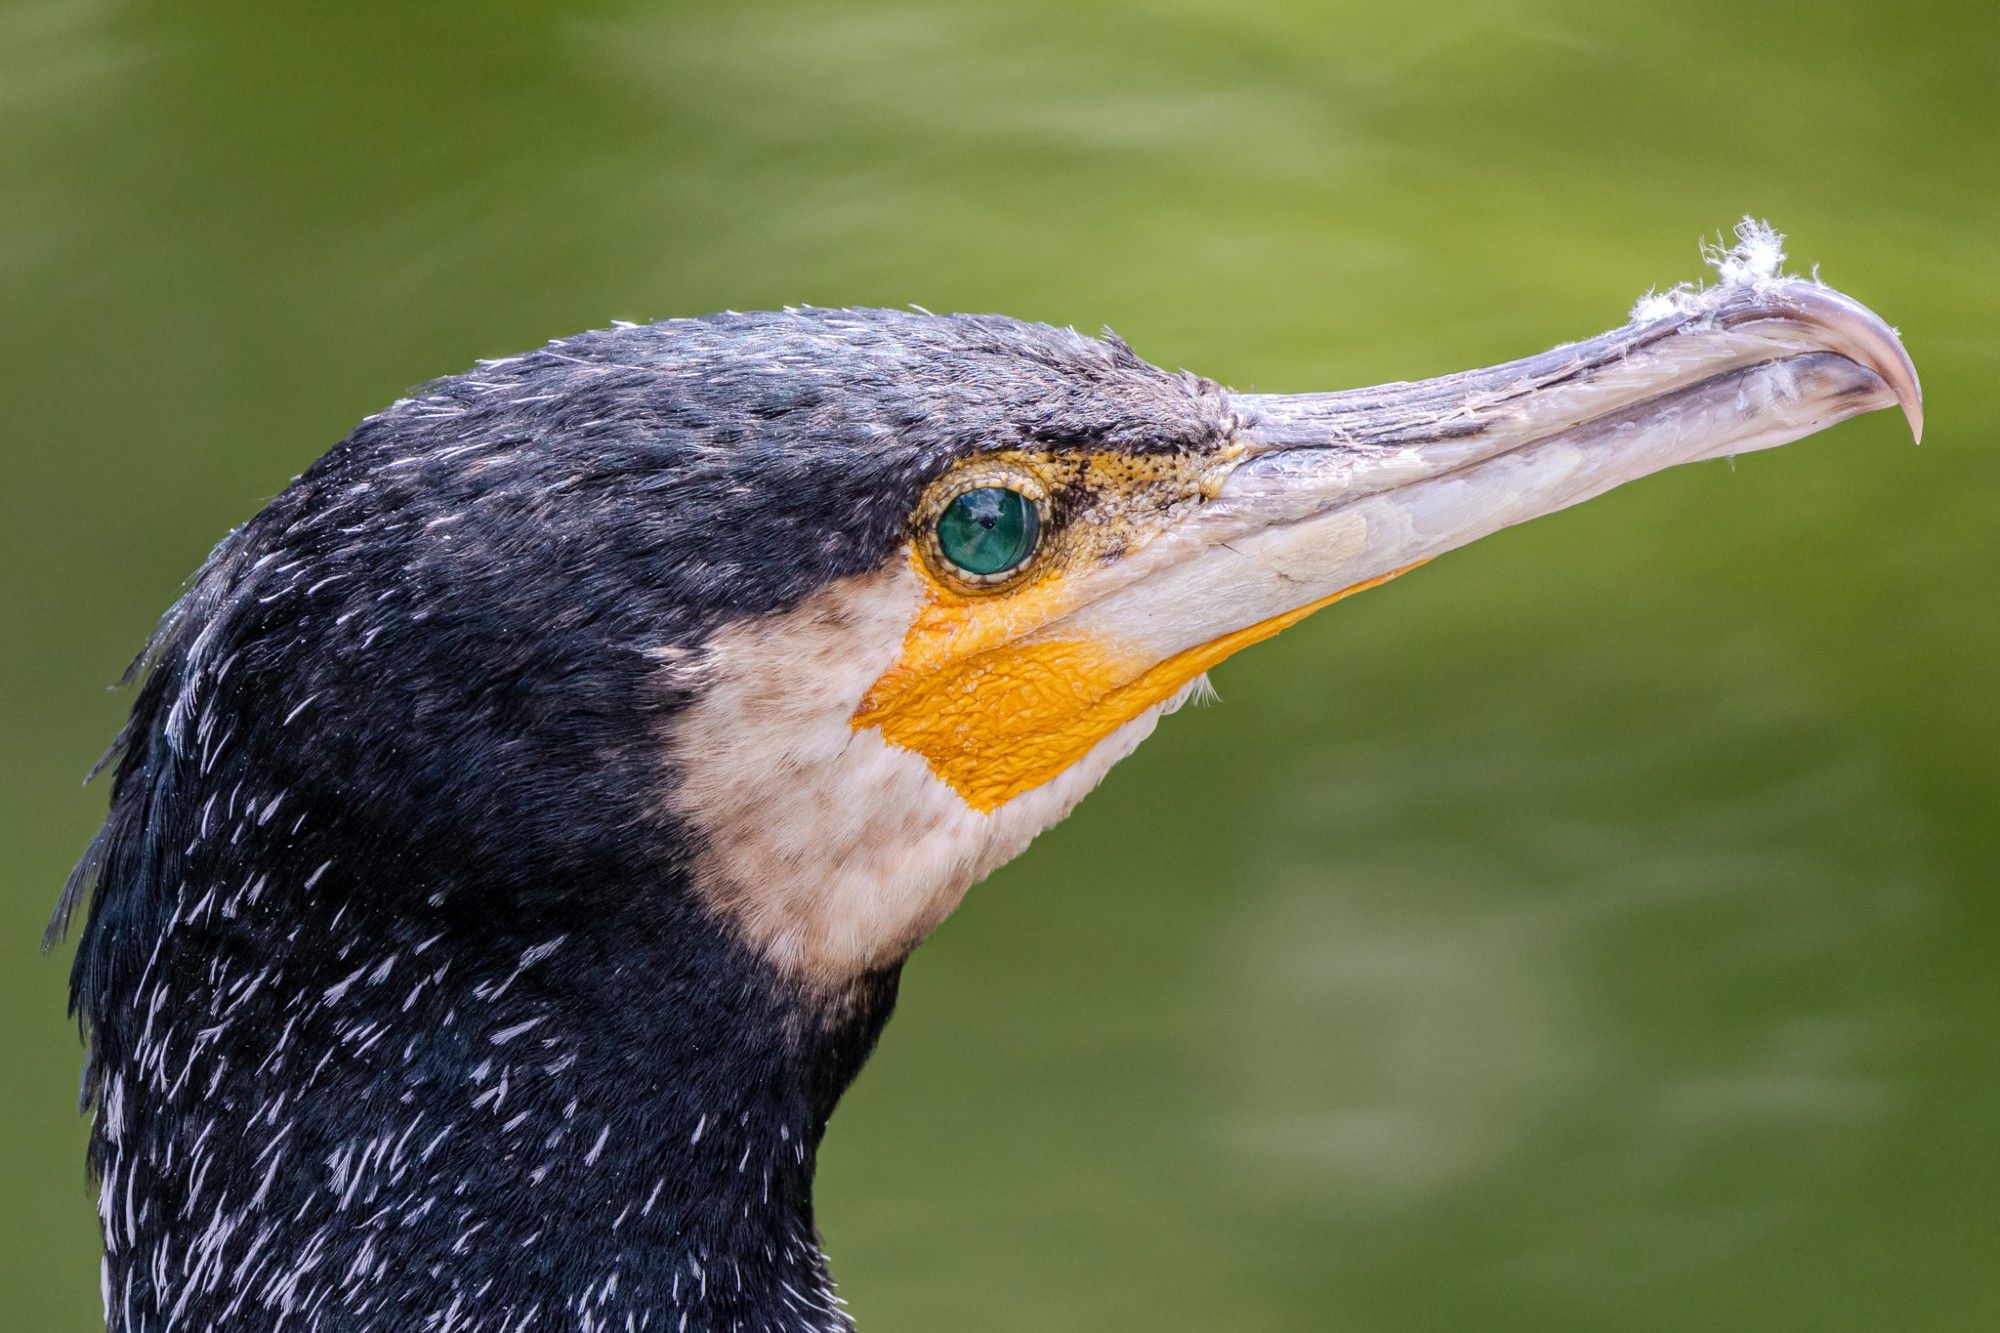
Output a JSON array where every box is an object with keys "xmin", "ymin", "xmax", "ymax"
[{"xmin": 1728, "ymin": 281, "xmax": 1923, "ymax": 444}]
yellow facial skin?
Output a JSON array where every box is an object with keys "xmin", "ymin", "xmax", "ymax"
[{"xmin": 852, "ymin": 447, "xmax": 1416, "ymax": 812}]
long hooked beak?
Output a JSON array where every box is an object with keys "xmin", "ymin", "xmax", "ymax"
[{"xmin": 1075, "ymin": 270, "xmax": 1920, "ymax": 669}]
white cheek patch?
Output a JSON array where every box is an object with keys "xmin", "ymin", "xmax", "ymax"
[{"xmin": 661, "ymin": 563, "xmax": 1175, "ymax": 988}]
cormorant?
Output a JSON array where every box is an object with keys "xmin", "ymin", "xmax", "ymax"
[{"xmin": 54, "ymin": 227, "xmax": 1919, "ymax": 1331}]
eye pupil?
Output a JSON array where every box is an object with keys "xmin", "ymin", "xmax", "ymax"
[{"xmin": 937, "ymin": 486, "xmax": 1039, "ymax": 577}]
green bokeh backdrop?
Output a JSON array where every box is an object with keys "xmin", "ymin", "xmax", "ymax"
[{"xmin": 5, "ymin": 1, "xmax": 1996, "ymax": 1327}]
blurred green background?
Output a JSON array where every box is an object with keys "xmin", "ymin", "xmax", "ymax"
[{"xmin": 5, "ymin": 0, "xmax": 1996, "ymax": 1328}]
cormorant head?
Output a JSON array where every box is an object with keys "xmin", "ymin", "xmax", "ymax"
[
  {"xmin": 59, "ymin": 227, "xmax": 1920, "ymax": 1331},
  {"xmin": 646, "ymin": 273, "xmax": 1920, "ymax": 992},
  {"xmin": 68, "ymin": 249, "xmax": 1921, "ymax": 1015}
]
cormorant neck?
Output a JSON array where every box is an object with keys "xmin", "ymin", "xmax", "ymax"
[{"xmin": 84, "ymin": 849, "xmax": 901, "ymax": 1332}]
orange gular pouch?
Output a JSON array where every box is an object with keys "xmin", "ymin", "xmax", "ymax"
[{"xmin": 853, "ymin": 558, "xmax": 1421, "ymax": 812}]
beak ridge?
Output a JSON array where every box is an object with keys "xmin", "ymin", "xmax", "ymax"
[{"xmin": 1229, "ymin": 275, "xmax": 1920, "ymax": 469}]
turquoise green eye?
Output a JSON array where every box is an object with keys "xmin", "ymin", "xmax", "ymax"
[{"xmin": 936, "ymin": 486, "xmax": 1041, "ymax": 578}]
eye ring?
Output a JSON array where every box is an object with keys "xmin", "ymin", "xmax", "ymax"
[{"xmin": 918, "ymin": 465, "xmax": 1051, "ymax": 590}]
